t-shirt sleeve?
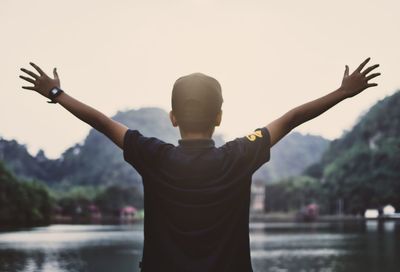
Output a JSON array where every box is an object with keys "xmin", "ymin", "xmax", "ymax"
[
  {"xmin": 123, "ymin": 129, "xmax": 170, "ymax": 175},
  {"xmin": 223, "ymin": 126, "xmax": 272, "ymax": 173}
]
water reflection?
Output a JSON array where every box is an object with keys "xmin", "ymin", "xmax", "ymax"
[
  {"xmin": 0, "ymin": 225, "xmax": 143, "ymax": 249},
  {"xmin": 0, "ymin": 221, "xmax": 399, "ymax": 272},
  {"xmin": 250, "ymin": 221, "xmax": 400, "ymax": 272},
  {"xmin": 0, "ymin": 225, "xmax": 144, "ymax": 272}
]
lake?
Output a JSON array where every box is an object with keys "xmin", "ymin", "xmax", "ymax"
[{"xmin": 0, "ymin": 221, "xmax": 399, "ymax": 272}]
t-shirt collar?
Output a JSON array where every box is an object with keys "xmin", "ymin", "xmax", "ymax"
[{"xmin": 178, "ymin": 138, "xmax": 215, "ymax": 148}]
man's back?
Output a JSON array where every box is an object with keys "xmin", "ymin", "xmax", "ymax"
[{"xmin": 123, "ymin": 127, "xmax": 271, "ymax": 272}]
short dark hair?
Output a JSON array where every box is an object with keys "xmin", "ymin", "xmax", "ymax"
[{"xmin": 171, "ymin": 73, "xmax": 223, "ymax": 132}]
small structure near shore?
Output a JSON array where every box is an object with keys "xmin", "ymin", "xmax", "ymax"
[
  {"xmin": 365, "ymin": 205, "xmax": 400, "ymax": 219},
  {"xmin": 88, "ymin": 204, "xmax": 102, "ymax": 220},
  {"xmin": 120, "ymin": 206, "xmax": 137, "ymax": 221},
  {"xmin": 296, "ymin": 203, "xmax": 319, "ymax": 222},
  {"xmin": 383, "ymin": 205, "xmax": 395, "ymax": 216},
  {"xmin": 382, "ymin": 205, "xmax": 400, "ymax": 218},
  {"xmin": 365, "ymin": 209, "xmax": 379, "ymax": 219}
]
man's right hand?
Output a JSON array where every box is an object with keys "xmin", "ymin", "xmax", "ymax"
[{"xmin": 19, "ymin": 62, "xmax": 61, "ymax": 99}]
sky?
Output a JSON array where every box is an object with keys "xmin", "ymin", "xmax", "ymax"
[{"xmin": 1, "ymin": 0, "xmax": 399, "ymax": 159}]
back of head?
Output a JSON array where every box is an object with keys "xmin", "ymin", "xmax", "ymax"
[{"xmin": 171, "ymin": 73, "xmax": 223, "ymax": 132}]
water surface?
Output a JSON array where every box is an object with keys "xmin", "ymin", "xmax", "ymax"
[{"xmin": 0, "ymin": 221, "xmax": 399, "ymax": 272}]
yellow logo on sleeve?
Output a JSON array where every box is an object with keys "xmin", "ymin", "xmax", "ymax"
[{"xmin": 246, "ymin": 130, "xmax": 263, "ymax": 141}]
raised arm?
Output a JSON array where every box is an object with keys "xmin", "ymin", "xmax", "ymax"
[
  {"xmin": 19, "ymin": 63, "xmax": 128, "ymax": 149},
  {"xmin": 266, "ymin": 58, "xmax": 381, "ymax": 147}
]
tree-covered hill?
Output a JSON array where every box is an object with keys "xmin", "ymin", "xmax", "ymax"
[
  {"xmin": 268, "ymin": 90, "xmax": 400, "ymax": 214},
  {"xmin": 0, "ymin": 138, "xmax": 53, "ymax": 182},
  {"xmin": 0, "ymin": 161, "xmax": 52, "ymax": 226},
  {"xmin": 0, "ymin": 107, "xmax": 329, "ymax": 189},
  {"xmin": 307, "ymin": 91, "xmax": 400, "ymax": 175}
]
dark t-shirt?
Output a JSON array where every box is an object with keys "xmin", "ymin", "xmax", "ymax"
[{"xmin": 123, "ymin": 127, "xmax": 271, "ymax": 272}]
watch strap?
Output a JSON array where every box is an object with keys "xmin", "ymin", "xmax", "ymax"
[{"xmin": 47, "ymin": 87, "xmax": 64, "ymax": 104}]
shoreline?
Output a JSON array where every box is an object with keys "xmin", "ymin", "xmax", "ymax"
[
  {"xmin": 250, "ymin": 212, "xmax": 400, "ymax": 223},
  {"xmin": 2, "ymin": 213, "xmax": 399, "ymax": 230}
]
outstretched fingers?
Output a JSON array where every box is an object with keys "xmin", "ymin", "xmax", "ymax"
[
  {"xmin": 19, "ymin": 67, "xmax": 38, "ymax": 91},
  {"xmin": 30, "ymin": 62, "xmax": 45, "ymax": 76},
  {"xmin": 19, "ymin": 75, "xmax": 35, "ymax": 84},
  {"xmin": 366, "ymin": 73, "xmax": 381, "ymax": 81},
  {"xmin": 22, "ymin": 86, "xmax": 36, "ymax": 91},
  {"xmin": 355, "ymin": 57, "xmax": 371, "ymax": 73},
  {"xmin": 356, "ymin": 58, "xmax": 381, "ymax": 89},
  {"xmin": 364, "ymin": 60, "xmax": 381, "ymax": 88},
  {"xmin": 20, "ymin": 68, "xmax": 39, "ymax": 79},
  {"xmin": 362, "ymin": 64, "xmax": 379, "ymax": 75},
  {"xmin": 365, "ymin": 71, "xmax": 381, "ymax": 88}
]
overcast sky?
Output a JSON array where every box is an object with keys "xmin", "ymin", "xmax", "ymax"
[{"xmin": 1, "ymin": 0, "xmax": 399, "ymax": 159}]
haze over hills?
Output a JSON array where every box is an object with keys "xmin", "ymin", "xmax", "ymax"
[
  {"xmin": 0, "ymin": 107, "xmax": 329, "ymax": 189},
  {"xmin": 253, "ymin": 132, "xmax": 329, "ymax": 182}
]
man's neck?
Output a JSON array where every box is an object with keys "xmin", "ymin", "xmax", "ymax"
[{"xmin": 179, "ymin": 129, "xmax": 214, "ymax": 140}]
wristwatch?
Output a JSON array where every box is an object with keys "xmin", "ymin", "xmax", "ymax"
[{"xmin": 47, "ymin": 87, "xmax": 64, "ymax": 104}]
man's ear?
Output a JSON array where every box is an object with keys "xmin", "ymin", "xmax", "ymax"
[
  {"xmin": 169, "ymin": 110, "xmax": 178, "ymax": 127},
  {"xmin": 215, "ymin": 110, "xmax": 222, "ymax": 127}
]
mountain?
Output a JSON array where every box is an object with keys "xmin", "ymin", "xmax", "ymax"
[
  {"xmin": 303, "ymin": 90, "xmax": 400, "ymax": 213},
  {"xmin": 0, "ymin": 138, "xmax": 54, "ymax": 182},
  {"xmin": 55, "ymin": 107, "xmax": 180, "ymax": 188},
  {"xmin": 0, "ymin": 107, "xmax": 329, "ymax": 188},
  {"xmin": 254, "ymin": 132, "xmax": 329, "ymax": 182}
]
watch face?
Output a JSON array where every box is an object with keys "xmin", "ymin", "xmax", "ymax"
[{"xmin": 51, "ymin": 88, "xmax": 58, "ymax": 95}]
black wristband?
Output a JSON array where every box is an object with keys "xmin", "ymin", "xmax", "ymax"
[{"xmin": 47, "ymin": 87, "xmax": 64, "ymax": 104}]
